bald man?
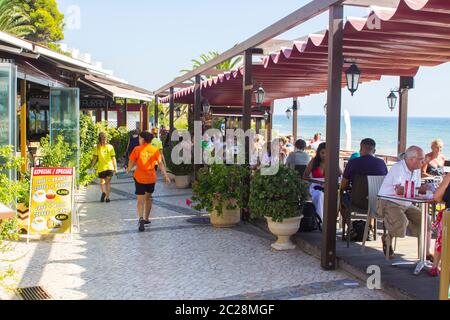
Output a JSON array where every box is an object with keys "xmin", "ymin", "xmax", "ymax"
[{"xmin": 377, "ymin": 146, "xmax": 433, "ymax": 259}]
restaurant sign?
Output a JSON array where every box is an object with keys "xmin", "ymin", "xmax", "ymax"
[
  {"xmin": 28, "ymin": 167, "xmax": 75, "ymax": 235},
  {"xmin": 80, "ymin": 99, "xmax": 108, "ymax": 109}
]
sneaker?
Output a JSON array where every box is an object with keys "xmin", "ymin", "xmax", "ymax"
[
  {"xmin": 100, "ymin": 192, "xmax": 106, "ymax": 203},
  {"xmin": 138, "ymin": 219, "xmax": 145, "ymax": 232},
  {"xmin": 144, "ymin": 220, "xmax": 151, "ymax": 225}
]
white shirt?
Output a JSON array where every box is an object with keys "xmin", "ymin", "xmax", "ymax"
[{"xmin": 378, "ymin": 160, "xmax": 421, "ymax": 206}]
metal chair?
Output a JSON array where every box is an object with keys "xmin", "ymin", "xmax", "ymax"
[
  {"xmin": 344, "ymin": 175, "xmax": 369, "ymax": 248},
  {"xmin": 294, "ymin": 165, "xmax": 307, "ymax": 178},
  {"xmin": 361, "ymin": 176, "xmax": 386, "ymax": 253}
]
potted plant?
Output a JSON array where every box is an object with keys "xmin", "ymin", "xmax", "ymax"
[
  {"xmin": 191, "ymin": 164, "xmax": 250, "ymax": 228},
  {"xmin": 163, "ymin": 141, "xmax": 193, "ymax": 189},
  {"xmin": 249, "ymin": 166, "xmax": 309, "ymax": 250}
]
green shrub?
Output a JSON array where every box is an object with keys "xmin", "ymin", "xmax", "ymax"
[
  {"xmin": 249, "ymin": 166, "xmax": 309, "ymax": 223},
  {"xmin": 191, "ymin": 164, "xmax": 250, "ymax": 216},
  {"xmin": 40, "ymin": 135, "xmax": 74, "ymax": 168},
  {"xmin": 79, "ymin": 114, "xmax": 99, "ymax": 186}
]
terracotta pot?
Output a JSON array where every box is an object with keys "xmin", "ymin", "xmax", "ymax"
[
  {"xmin": 174, "ymin": 175, "xmax": 190, "ymax": 189},
  {"xmin": 210, "ymin": 199, "xmax": 241, "ymax": 228},
  {"xmin": 266, "ymin": 216, "xmax": 303, "ymax": 251}
]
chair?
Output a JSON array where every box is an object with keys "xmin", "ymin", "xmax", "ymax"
[
  {"xmin": 343, "ymin": 175, "xmax": 370, "ymax": 248},
  {"xmin": 361, "ymin": 176, "xmax": 386, "ymax": 253},
  {"xmin": 294, "ymin": 165, "xmax": 307, "ymax": 178}
]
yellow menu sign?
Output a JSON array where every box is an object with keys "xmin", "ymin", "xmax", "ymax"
[{"xmin": 29, "ymin": 167, "xmax": 75, "ymax": 235}]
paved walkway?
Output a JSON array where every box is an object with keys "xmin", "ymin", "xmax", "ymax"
[{"xmin": 1, "ymin": 176, "xmax": 392, "ymax": 300}]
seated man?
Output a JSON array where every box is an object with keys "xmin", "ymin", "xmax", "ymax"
[
  {"xmin": 377, "ymin": 146, "xmax": 433, "ymax": 259},
  {"xmin": 285, "ymin": 139, "xmax": 311, "ymax": 170},
  {"xmin": 340, "ymin": 139, "xmax": 388, "ymax": 234},
  {"xmin": 341, "ymin": 138, "xmax": 388, "ymax": 191}
]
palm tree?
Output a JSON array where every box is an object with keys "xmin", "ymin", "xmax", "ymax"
[
  {"xmin": 180, "ymin": 51, "xmax": 242, "ymax": 79},
  {"xmin": 0, "ymin": 0, "xmax": 35, "ymax": 38}
]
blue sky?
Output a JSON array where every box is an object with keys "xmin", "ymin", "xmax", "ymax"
[{"xmin": 56, "ymin": 0, "xmax": 450, "ymax": 117}]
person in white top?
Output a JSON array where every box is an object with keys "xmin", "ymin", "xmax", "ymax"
[{"xmin": 377, "ymin": 146, "xmax": 433, "ymax": 259}]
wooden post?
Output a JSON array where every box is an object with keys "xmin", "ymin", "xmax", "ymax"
[
  {"xmin": 19, "ymin": 79, "xmax": 27, "ymax": 174},
  {"xmin": 398, "ymin": 76, "xmax": 411, "ymax": 155},
  {"xmin": 95, "ymin": 109, "xmax": 102, "ymax": 123},
  {"xmin": 322, "ymin": 3, "xmax": 343, "ymax": 271},
  {"xmin": 124, "ymin": 99, "xmax": 128, "ymax": 129},
  {"xmin": 154, "ymin": 95, "xmax": 159, "ymax": 128},
  {"xmin": 169, "ymin": 87, "xmax": 175, "ymax": 131},
  {"xmin": 256, "ymin": 118, "xmax": 261, "ymax": 134},
  {"xmin": 141, "ymin": 100, "xmax": 149, "ymax": 131},
  {"xmin": 105, "ymin": 101, "xmax": 109, "ymax": 123},
  {"xmin": 194, "ymin": 75, "xmax": 202, "ymax": 180},
  {"xmin": 440, "ymin": 210, "xmax": 450, "ymax": 300},
  {"xmin": 243, "ymin": 49, "xmax": 253, "ymax": 165},
  {"xmin": 293, "ymin": 97, "xmax": 299, "ymax": 142}
]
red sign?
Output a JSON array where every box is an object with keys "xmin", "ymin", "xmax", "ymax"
[{"xmin": 32, "ymin": 168, "xmax": 74, "ymax": 176}]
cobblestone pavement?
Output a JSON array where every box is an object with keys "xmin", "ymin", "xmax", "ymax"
[{"xmin": 0, "ymin": 176, "xmax": 392, "ymax": 300}]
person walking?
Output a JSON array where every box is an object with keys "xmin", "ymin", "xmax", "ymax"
[
  {"xmin": 127, "ymin": 131, "xmax": 171, "ymax": 232},
  {"xmin": 91, "ymin": 132, "xmax": 117, "ymax": 203},
  {"xmin": 124, "ymin": 129, "xmax": 140, "ymax": 169}
]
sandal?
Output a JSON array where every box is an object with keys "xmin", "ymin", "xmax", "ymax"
[{"xmin": 429, "ymin": 267, "xmax": 440, "ymax": 277}]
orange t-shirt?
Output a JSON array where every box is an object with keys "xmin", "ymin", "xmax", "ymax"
[{"xmin": 129, "ymin": 144, "xmax": 161, "ymax": 184}]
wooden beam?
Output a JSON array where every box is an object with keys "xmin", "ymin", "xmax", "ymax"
[
  {"xmin": 154, "ymin": 95, "xmax": 159, "ymax": 128},
  {"xmin": 194, "ymin": 75, "xmax": 202, "ymax": 180},
  {"xmin": 169, "ymin": 87, "xmax": 175, "ymax": 131},
  {"xmin": 19, "ymin": 79, "xmax": 27, "ymax": 174},
  {"xmin": 397, "ymin": 76, "xmax": 411, "ymax": 155},
  {"xmin": 440, "ymin": 210, "xmax": 450, "ymax": 300},
  {"xmin": 293, "ymin": 97, "xmax": 299, "ymax": 142},
  {"xmin": 243, "ymin": 49, "xmax": 253, "ymax": 165},
  {"xmin": 322, "ymin": 3, "xmax": 344, "ymax": 271},
  {"xmin": 343, "ymin": 0, "xmax": 399, "ymax": 8},
  {"xmin": 124, "ymin": 98, "xmax": 128, "ymax": 128},
  {"xmin": 155, "ymin": 0, "xmax": 345, "ymax": 95}
]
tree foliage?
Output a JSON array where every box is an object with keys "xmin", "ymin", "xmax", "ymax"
[
  {"xmin": 18, "ymin": 0, "xmax": 65, "ymax": 43},
  {"xmin": 181, "ymin": 51, "xmax": 242, "ymax": 81},
  {"xmin": 0, "ymin": 0, "xmax": 35, "ymax": 37}
]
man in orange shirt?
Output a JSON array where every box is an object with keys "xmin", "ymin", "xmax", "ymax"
[{"xmin": 127, "ymin": 131, "xmax": 171, "ymax": 232}]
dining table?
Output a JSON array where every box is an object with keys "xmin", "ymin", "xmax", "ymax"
[{"xmin": 377, "ymin": 193, "xmax": 434, "ymax": 276}]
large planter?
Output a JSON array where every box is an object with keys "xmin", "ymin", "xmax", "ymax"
[
  {"xmin": 210, "ymin": 199, "xmax": 241, "ymax": 228},
  {"xmin": 174, "ymin": 175, "xmax": 190, "ymax": 189},
  {"xmin": 266, "ymin": 216, "xmax": 303, "ymax": 251}
]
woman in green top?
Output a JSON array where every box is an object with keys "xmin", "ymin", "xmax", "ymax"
[{"xmin": 91, "ymin": 132, "xmax": 117, "ymax": 203}]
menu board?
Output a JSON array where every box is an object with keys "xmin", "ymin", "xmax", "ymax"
[{"xmin": 29, "ymin": 168, "xmax": 75, "ymax": 235}]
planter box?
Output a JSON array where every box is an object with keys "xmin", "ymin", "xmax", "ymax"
[
  {"xmin": 174, "ymin": 175, "xmax": 190, "ymax": 189},
  {"xmin": 266, "ymin": 216, "xmax": 303, "ymax": 251},
  {"xmin": 210, "ymin": 199, "xmax": 241, "ymax": 228}
]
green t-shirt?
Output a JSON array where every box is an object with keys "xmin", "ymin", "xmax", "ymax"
[
  {"xmin": 93, "ymin": 144, "xmax": 116, "ymax": 173},
  {"xmin": 151, "ymin": 138, "xmax": 163, "ymax": 151}
]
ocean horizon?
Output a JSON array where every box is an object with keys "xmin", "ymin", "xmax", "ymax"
[{"xmin": 271, "ymin": 115, "xmax": 450, "ymax": 158}]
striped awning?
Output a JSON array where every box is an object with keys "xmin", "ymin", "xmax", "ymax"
[{"xmin": 161, "ymin": 0, "xmax": 450, "ymax": 106}]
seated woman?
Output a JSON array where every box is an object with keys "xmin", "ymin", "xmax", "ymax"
[
  {"xmin": 422, "ymin": 139, "xmax": 446, "ymax": 178},
  {"xmin": 431, "ymin": 173, "xmax": 450, "ymax": 276},
  {"xmin": 303, "ymin": 143, "xmax": 342, "ymax": 221}
]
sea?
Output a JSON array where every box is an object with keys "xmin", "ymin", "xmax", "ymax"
[{"xmin": 271, "ymin": 115, "xmax": 450, "ymax": 158}]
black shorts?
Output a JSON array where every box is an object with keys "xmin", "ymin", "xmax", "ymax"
[
  {"xmin": 134, "ymin": 179, "xmax": 156, "ymax": 196},
  {"xmin": 99, "ymin": 170, "xmax": 114, "ymax": 179}
]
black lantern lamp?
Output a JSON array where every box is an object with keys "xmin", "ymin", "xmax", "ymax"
[
  {"xmin": 323, "ymin": 103, "xmax": 327, "ymax": 115},
  {"xmin": 202, "ymin": 100, "xmax": 211, "ymax": 115},
  {"xmin": 387, "ymin": 91, "xmax": 398, "ymax": 112},
  {"xmin": 345, "ymin": 63, "xmax": 361, "ymax": 96},
  {"xmin": 254, "ymin": 85, "xmax": 265, "ymax": 106},
  {"xmin": 175, "ymin": 107, "xmax": 182, "ymax": 118},
  {"xmin": 286, "ymin": 107, "xmax": 292, "ymax": 120}
]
